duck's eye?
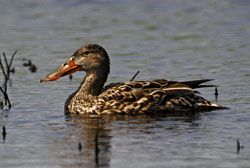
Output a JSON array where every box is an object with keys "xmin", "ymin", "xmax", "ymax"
[{"xmin": 62, "ymin": 63, "xmax": 67, "ymax": 66}]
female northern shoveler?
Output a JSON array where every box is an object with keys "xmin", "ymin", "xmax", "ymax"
[{"xmin": 40, "ymin": 44, "xmax": 227, "ymax": 115}]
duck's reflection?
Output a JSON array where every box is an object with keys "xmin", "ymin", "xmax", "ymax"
[
  {"xmin": 57, "ymin": 112, "xmax": 201, "ymax": 168},
  {"xmin": 59, "ymin": 116, "xmax": 112, "ymax": 168}
]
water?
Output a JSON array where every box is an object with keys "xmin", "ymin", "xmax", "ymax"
[{"xmin": 0, "ymin": 0, "xmax": 250, "ymax": 167}]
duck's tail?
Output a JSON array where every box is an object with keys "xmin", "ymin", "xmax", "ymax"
[
  {"xmin": 197, "ymin": 103, "xmax": 229, "ymax": 111},
  {"xmin": 180, "ymin": 79, "xmax": 216, "ymax": 89}
]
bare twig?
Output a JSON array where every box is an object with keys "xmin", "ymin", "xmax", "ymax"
[
  {"xmin": 2, "ymin": 126, "xmax": 6, "ymax": 141},
  {"xmin": 2, "ymin": 52, "xmax": 10, "ymax": 74},
  {"xmin": 214, "ymin": 86, "xmax": 218, "ymax": 100},
  {"xmin": 0, "ymin": 55, "xmax": 8, "ymax": 81},
  {"xmin": 1, "ymin": 51, "xmax": 17, "ymax": 79},
  {"xmin": 130, "ymin": 70, "xmax": 140, "ymax": 81},
  {"xmin": 78, "ymin": 142, "xmax": 82, "ymax": 152},
  {"xmin": 9, "ymin": 50, "xmax": 17, "ymax": 70},
  {"xmin": 236, "ymin": 139, "xmax": 244, "ymax": 154},
  {"xmin": 0, "ymin": 85, "xmax": 11, "ymax": 109},
  {"xmin": 0, "ymin": 50, "xmax": 17, "ymax": 109}
]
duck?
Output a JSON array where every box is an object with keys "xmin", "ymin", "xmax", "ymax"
[{"xmin": 40, "ymin": 44, "xmax": 228, "ymax": 115}]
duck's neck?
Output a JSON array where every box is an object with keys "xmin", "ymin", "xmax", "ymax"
[{"xmin": 78, "ymin": 69, "xmax": 109, "ymax": 97}]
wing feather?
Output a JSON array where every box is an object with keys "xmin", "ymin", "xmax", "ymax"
[{"xmin": 99, "ymin": 79, "xmax": 223, "ymax": 114}]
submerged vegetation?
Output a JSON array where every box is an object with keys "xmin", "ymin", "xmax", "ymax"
[
  {"xmin": 22, "ymin": 59, "xmax": 37, "ymax": 73},
  {"xmin": 0, "ymin": 50, "xmax": 17, "ymax": 142},
  {"xmin": 0, "ymin": 50, "xmax": 17, "ymax": 110}
]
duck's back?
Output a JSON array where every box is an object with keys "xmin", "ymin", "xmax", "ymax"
[{"xmin": 98, "ymin": 79, "xmax": 227, "ymax": 114}]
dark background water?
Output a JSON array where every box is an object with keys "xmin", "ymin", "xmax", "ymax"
[{"xmin": 0, "ymin": 0, "xmax": 250, "ymax": 167}]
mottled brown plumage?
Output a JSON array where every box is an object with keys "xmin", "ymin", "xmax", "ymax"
[{"xmin": 40, "ymin": 44, "xmax": 227, "ymax": 115}]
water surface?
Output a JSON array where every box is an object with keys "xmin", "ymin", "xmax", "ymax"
[{"xmin": 0, "ymin": 0, "xmax": 250, "ymax": 167}]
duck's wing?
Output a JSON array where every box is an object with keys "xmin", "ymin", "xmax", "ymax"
[
  {"xmin": 100, "ymin": 79, "xmax": 171, "ymax": 102},
  {"xmin": 155, "ymin": 79, "xmax": 216, "ymax": 89},
  {"xmin": 101, "ymin": 78, "xmax": 215, "ymax": 101},
  {"xmin": 98, "ymin": 79, "xmax": 227, "ymax": 114}
]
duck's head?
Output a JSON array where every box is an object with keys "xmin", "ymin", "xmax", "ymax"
[{"xmin": 40, "ymin": 44, "xmax": 110, "ymax": 82}]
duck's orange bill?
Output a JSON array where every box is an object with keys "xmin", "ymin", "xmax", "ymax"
[{"xmin": 40, "ymin": 59, "xmax": 80, "ymax": 83}]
